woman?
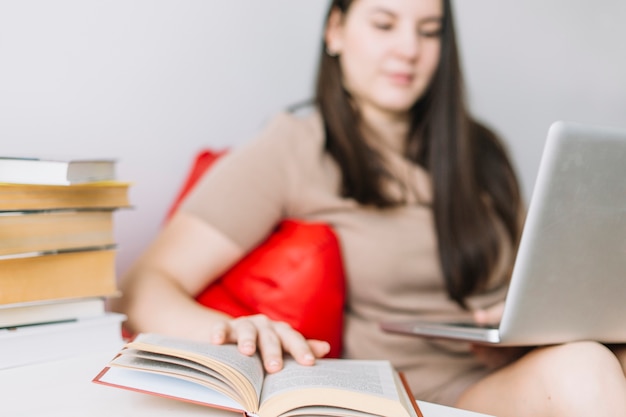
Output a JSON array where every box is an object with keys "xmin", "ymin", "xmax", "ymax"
[{"xmin": 112, "ymin": 0, "xmax": 626, "ymax": 415}]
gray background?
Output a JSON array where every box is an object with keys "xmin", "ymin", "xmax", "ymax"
[{"xmin": 1, "ymin": 0, "xmax": 624, "ymax": 276}]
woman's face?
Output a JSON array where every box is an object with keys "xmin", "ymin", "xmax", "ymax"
[{"xmin": 326, "ymin": 0, "xmax": 443, "ymax": 122}]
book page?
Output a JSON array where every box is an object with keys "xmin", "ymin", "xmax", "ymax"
[
  {"xmin": 258, "ymin": 359, "xmax": 412, "ymax": 417},
  {"xmin": 260, "ymin": 359, "xmax": 398, "ymax": 402},
  {"xmin": 126, "ymin": 333, "xmax": 264, "ymax": 411},
  {"xmin": 278, "ymin": 405, "xmax": 385, "ymax": 417},
  {"xmin": 110, "ymin": 350, "xmax": 243, "ymax": 403},
  {"xmin": 97, "ymin": 365, "xmax": 244, "ymax": 412}
]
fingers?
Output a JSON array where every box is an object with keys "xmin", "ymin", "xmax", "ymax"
[
  {"xmin": 257, "ymin": 320, "xmax": 287, "ymax": 373},
  {"xmin": 470, "ymin": 344, "xmax": 532, "ymax": 370},
  {"xmin": 210, "ymin": 317, "xmax": 258, "ymax": 356},
  {"xmin": 209, "ymin": 320, "xmax": 229, "ymax": 344},
  {"xmin": 234, "ymin": 318, "xmax": 262, "ymax": 356},
  {"xmin": 209, "ymin": 314, "xmax": 329, "ymax": 373},
  {"xmin": 473, "ymin": 301, "xmax": 505, "ymax": 325},
  {"xmin": 211, "ymin": 316, "xmax": 262, "ymax": 355},
  {"xmin": 308, "ymin": 340, "xmax": 331, "ymax": 358}
]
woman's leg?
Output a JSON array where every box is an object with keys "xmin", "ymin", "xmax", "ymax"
[
  {"xmin": 455, "ymin": 341, "xmax": 626, "ymax": 417},
  {"xmin": 608, "ymin": 344, "xmax": 626, "ymax": 375}
]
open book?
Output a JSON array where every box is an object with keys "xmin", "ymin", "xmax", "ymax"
[{"xmin": 93, "ymin": 333, "xmax": 423, "ymax": 417}]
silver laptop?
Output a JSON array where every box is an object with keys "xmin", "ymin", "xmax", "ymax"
[{"xmin": 381, "ymin": 121, "xmax": 626, "ymax": 345}]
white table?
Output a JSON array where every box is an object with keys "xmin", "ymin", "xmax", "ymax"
[{"xmin": 0, "ymin": 347, "xmax": 492, "ymax": 417}]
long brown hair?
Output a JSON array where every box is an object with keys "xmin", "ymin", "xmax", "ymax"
[{"xmin": 314, "ymin": 0, "xmax": 522, "ymax": 306}]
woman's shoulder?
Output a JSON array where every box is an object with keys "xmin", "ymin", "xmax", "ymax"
[
  {"xmin": 211, "ymin": 107, "xmax": 330, "ymax": 186},
  {"xmin": 255, "ymin": 107, "xmax": 326, "ymax": 155}
]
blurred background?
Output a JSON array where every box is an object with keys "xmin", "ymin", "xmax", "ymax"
[{"xmin": 1, "ymin": 0, "xmax": 625, "ymax": 276}]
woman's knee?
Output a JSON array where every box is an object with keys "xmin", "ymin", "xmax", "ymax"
[
  {"xmin": 523, "ymin": 341, "xmax": 625, "ymax": 397},
  {"xmin": 529, "ymin": 341, "xmax": 619, "ymax": 373},
  {"xmin": 457, "ymin": 341, "xmax": 626, "ymax": 415}
]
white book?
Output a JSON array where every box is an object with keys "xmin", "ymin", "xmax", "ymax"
[
  {"xmin": 0, "ymin": 312, "xmax": 126, "ymax": 369},
  {"xmin": 0, "ymin": 156, "xmax": 116, "ymax": 185},
  {"xmin": 0, "ymin": 297, "xmax": 106, "ymax": 328}
]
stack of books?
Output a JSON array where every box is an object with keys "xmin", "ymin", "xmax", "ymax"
[{"xmin": 0, "ymin": 156, "xmax": 131, "ymax": 369}]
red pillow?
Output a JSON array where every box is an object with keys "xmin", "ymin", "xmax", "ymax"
[
  {"xmin": 166, "ymin": 149, "xmax": 227, "ymax": 219},
  {"xmin": 168, "ymin": 149, "xmax": 345, "ymax": 358}
]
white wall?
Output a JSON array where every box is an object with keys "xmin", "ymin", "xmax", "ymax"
[
  {"xmin": 0, "ymin": 0, "xmax": 328, "ymax": 275},
  {"xmin": 453, "ymin": 0, "xmax": 626, "ymax": 198},
  {"xmin": 1, "ymin": 0, "xmax": 625, "ymax": 276}
]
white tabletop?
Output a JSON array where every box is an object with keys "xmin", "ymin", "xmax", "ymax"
[{"xmin": 0, "ymin": 346, "xmax": 492, "ymax": 417}]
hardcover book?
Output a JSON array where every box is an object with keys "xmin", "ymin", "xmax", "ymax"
[
  {"xmin": 0, "ymin": 247, "xmax": 119, "ymax": 305},
  {"xmin": 0, "ymin": 209, "xmax": 116, "ymax": 256},
  {"xmin": 0, "ymin": 312, "xmax": 125, "ymax": 369},
  {"xmin": 0, "ymin": 182, "xmax": 131, "ymax": 211},
  {"xmin": 0, "ymin": 297, "xmax": 106, "ymax": 329},
  {"xmin": 94, "ymin": 333, "xmax": 424, "ymax": 417},
  {"xmin": 0, "ymin": 157, "xmax": 116, "ymax": 185}
]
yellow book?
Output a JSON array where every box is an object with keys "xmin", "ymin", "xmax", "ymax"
[
  {"xmin": 0, "ymin": 248, "xmax": 119, "ymax": 305},
  {"xmin": 0, "ymin": 209, "xmax": 116, "ymax": 256},
  {"xmin": 0, "ymin": 182, "xmax": 131, "ymax": 211}
]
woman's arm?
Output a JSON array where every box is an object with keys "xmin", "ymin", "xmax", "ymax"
[
  {"xmin": 111, "ymin": 211, "xmax": 242, "ymax": 340},
  {"xmin": 110, "ymin": 211, "xmax": 329, "ymax": 372}
]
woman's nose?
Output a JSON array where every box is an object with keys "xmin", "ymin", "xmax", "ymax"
[{"xmin": 393, "ymin": 29, "xmax": 420, "ymax": 60}]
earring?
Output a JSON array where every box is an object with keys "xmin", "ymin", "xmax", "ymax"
[{"xmin": 326, "ymin": 47, "xmax": 339, "ymax": 57}]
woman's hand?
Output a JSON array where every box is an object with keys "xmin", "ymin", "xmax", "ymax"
[
  {"xmin": 210, "ymin": 314, "xmax": 331, "ymax": 373},
  {"xmin": 470, "ymin": 343, "xmax": 531, "ymax": 371},
  {"xmin": 471, "ymin": 302, "xmax": 530, "ymax": 370},
  {"xmin": 472, "ymin": 301, "xmax": 505, "ymax": 326}
]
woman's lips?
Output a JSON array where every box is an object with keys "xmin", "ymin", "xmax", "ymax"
[{"xmin": 387, "ymin": 72, "xmax": 414, "ymax": 86}]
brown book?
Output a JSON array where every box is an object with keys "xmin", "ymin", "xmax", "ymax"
[
  {"xmin": 0, "ymin": 182, "xmax": 131, "ymax": 211},
  {"xmin": 0, "ymin": 248, "xmax": 119, "ymax": 305},
  {"xmin": 0, "ymin": 209, "xmax": 116, "ymax": 256},
  {"xmin": 93, "ymin": 333, "xmax": 424, "ymax": 417}
]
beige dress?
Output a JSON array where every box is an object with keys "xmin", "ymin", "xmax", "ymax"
[{"xmin": 181, "ymin": 110, "xmax": 515, "ymax": 406}]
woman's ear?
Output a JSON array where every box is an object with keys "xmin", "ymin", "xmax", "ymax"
[{"xmin": 324, "ymin": 7, "xmax": 345, "ymax": 56}]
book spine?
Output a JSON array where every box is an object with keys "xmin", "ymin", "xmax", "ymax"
[{"xmin": 399, "ymin": 372, "xmax": 425, "ymax": 417}]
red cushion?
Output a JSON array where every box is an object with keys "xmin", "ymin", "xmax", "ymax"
[
  {"xmin": 165, "ymin": 149, "xmax": 227, "ymax": 219},
  {"xmin": 167, "ymin": 149, "xmax": 345, "ymax": 358}
]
